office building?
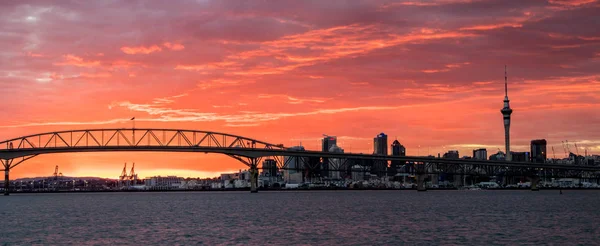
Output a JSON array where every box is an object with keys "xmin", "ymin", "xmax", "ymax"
[
  {"xmin": 328, "ymin": 144, "xmax": 344, "ymax": 179},
  {"xmin": 489, "ymin": 151, "xmax": 506, "ymax": 161},
  {"xmin": 443, "ymin": 150, "xmax": 459, "ymax": 159},
  {"xmin": 322, "ymin": 135, "xmax": 337, "ymax": 178},
  {"xmin": 284, "ymin": 146, "xmax": 306, "ymax": 184},
  {"xmin": 473, "ymin": 148, "xmax": 488, "ymax": 160},
  {"xmin": 261, "ymin": 159, "xmax": 278, "ymax": 177},
  {"xmin": 390, "ymin": 140, "xmax": 406, "ymax": 176},
  {"xmin": 530, "ymin": 139, "xmax": 547, "ymax": 163},
  {"xmin": 373, "ymin": 133, "xmax": 388, "ymax": 155},
  {"xmin": 511, "ymin": 151, "xmax": 529, "ymax": 162}
]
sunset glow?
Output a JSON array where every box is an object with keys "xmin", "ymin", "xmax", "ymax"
[{"xmin": 1, "ymin": 0, "xmax": 599, "ymax": 179}]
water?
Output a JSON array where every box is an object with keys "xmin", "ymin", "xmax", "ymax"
[{"xmin": 1, "ymin": 190, "xmax": 599, "ymax": 245}]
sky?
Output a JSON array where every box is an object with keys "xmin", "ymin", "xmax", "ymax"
[{"xmin": 1, "ymin": 0, "xmax": 599, "ymax": 179}]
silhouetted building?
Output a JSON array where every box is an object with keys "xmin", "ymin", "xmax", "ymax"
[
  {"xmin": 322, "ymin": 135, "xmax": 337, "ymax": 178},
  {"xmin": 262, "ymin": 159, "xmax": 278, "ymax": 178},
  {"xmin": 473, "ymin": 148, "xmax": 488, "ymax": 160},
  {"xmin": 305, "ymin": 157, "xmax": 322, "ymax": 182},
  {"xmin": 322, "ymin": 135, "xmax": 337, "ymax": 152},
  {"xmin": 328, "ymin": 144, "xmax": 344, "ymax": 179},
  {"xmin": 284, "ymin": 146, "xmax": 305, "ymax": 183},
  {"xmin": 511, "ymin": 152, "xmax": 529, "ymax": 162},
  {"xmin": 443, "ymin": 150, "xmax": 459, "ymax": 159},
  {"xmin": 530, "ymin": 139, "xmax": 547, "ymax": 163},
  {"xmin": 371, "ymin": 133, "xmax": 388, "ymax": 177},
  {"xmin": 489, "ymin": 151, "xmax": 505, "ymax": 161},
  {"xmin": 389, "ymin": 140, "xmax": 406, "ymax": 176},
  {"xmin": 373, "ymin": 133, "xmax": 388, "ymax": 155}
]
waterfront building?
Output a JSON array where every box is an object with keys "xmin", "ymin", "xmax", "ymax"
[
  {"xmin": 390, "ymin": 140, "xmax": 406, "ymax": 177},
  {"xmin": 284, "ymin": 146, "xmax": 306, "ymax": 184},
  {"xmin": 373, "ymin": 133, "xmax": 388, "ymax": 155},
  {"xmin": 443, "ymin": 150, "xmax": 460, "ymax": 159},
  {"xmin": 489, "ymin": 151, "xmax": 506, "ymax": 161},
  {"xmin": 501, "ymin": 66, "xmax": 513, "ymax": 161},
  {"xmin": 511, "ymin": 151, "xmax": 530, "ymax": 162},
  {"xmin": 473, "ymin": 148, "xmax": 488, "ymax": 160},
  {"xmin": 144, "ymin": 176, "xmax": 184, "ymax": 190},
  {"xmin": 530, "ymin": 139, "xmax": 547, "ymax": 163},
  {"xmin": 322, "ymin": 135, "xmax": 337, "ymax": 178},
  {"xmin": 261, "ymin": 159, "xmax": 278, "ymax": 177},
  {"xmin": 328, "ymin": 144, "xmax": 344, "ymax": 180}
]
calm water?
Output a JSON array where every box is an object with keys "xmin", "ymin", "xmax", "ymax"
[{"xmin": 1, "ymin": 190, "xmax": 599, "ymax": 245}]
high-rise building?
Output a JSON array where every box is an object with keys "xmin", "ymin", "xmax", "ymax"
[
  {"xmin": 501, "ymin": 66, "xmax": 513, "ymax": 161},
  {"xmin": 322, "ymin": 135, "xmax": 337, "ymax": 152},
  {"xmin": 511, "ymin": 152, "xmax": 529, "ymax": 162},
  {"xmin": 390, "ymin": 140, "xmax": 406, "ymax": 176},
  {"xmin": 489, "ymin": 151, "xmax": 506, "ymax": 161},
  {"xmin": 321, "ymin": 135, "xmax": 337, "ymax": 178},
  {"xmin": 261, "ymin": 159, "xmax": 278, "ymax": 177},
  {"xmin": 473, "ymin": 148, "xmax": 488, "ymax": 160},
  {"xmin": 443, "ymin": 150, "xmax": 459, "ymax": 159},
  {"xmin": 328, "ymin": 144, "xmax": 344, "ymax": 179},
  {"xmin": 373, "ymin": 133, "xmax": 388, "ymax": 155},
  {"xmin": 530, "ymin": 139, "xmax": 547, "ymax": 163},
  {"xmin": 284, "ymin": 146, "xmax": 306, "ymax": 183}
]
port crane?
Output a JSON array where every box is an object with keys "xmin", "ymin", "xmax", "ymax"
[
  {"xmin": 119, "ymin": 162, "xmax": 138, "ymax": 187},
  {"xmin": 52, "ymin": 165, "xmax": 63, "ymax": 180}
]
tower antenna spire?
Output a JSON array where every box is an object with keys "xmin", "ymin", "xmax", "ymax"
[{"xmin": 504, "ymin": 65, "xmax": 508, "ymax": 97}]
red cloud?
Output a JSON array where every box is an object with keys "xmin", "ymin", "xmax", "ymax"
[
  {"xmin": 163, "ymin": 42, "xmax": 185, "ymax": 51},
  {"xmin": 54, "ymin": 54, "xmax": 100, "ymax": 67},
  {"xmin": 120, "ymin": 45, "xmax": 162, "ymax": 55}
]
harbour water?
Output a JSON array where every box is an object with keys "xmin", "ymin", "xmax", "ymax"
[{"xmin": 1, "ymin": 190, "xmax": 599, "ymax": 245}]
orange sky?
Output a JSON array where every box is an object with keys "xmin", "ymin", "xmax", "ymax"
[{"xmin": 1, "ymin": 0, "xmax": 599, "ymax": 179}]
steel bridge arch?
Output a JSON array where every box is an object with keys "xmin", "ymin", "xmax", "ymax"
[
  {"xmin": 0, "ymin": 128, "xmax": 288, "ymax": 169},
  {"xmin": 0, "ymin": 128, "xmax": 285, "ymax": 151},
  {"xmin": 0, "ymin": 128, "xmax": 289, "ymax": 194}
]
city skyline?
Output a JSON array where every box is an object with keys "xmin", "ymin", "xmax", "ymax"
[{"xmin": 2, "ymin": 0, "xmax": 600, "ymax": 179}]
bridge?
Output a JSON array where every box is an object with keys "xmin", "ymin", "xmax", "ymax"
[{"xmin": 1, "ymin": 128, "xmax": 600, "ymax": 195}]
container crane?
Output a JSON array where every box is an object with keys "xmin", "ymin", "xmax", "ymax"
[
  {"xmin": 128, "ymin": 162, "xmax": 138, "ymax": 183},
  {"xmin": 119, "ymin": 163, "xmax": 128, "ymax": 181},
  {"xmin": 551, "ymin": 146, "xmax": 556, "ymax": 159},
  {"xmin": 574, "ymin": 143, "xmax": 580, "ymax": 156}
]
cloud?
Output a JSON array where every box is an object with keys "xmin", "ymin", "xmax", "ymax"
[
  {"xmin": 163, "ymin": 42, "xmax": 185, "ymax": 51},
  {"xmin": 54, "ymin": 54, "xmax": 100, "ymax": 67},
  {"xmin": 121, "ymin": 45, "xmax": 162, "ymax": 55},
  {"xmin": 460, "ymin": 23, "xmax": 523, "ymax": 31}
]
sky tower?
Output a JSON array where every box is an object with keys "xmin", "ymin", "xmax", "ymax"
[{"xmin": 501, "ymin": 66, "xmax": 513, "ymax": 161}]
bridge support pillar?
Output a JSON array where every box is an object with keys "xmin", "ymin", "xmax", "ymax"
[
  {"xmin": 250, "ymin": 159, "xmax": 258, "ymax": 193},
  {"xmin": 531, "ymin": 176, "xmax": 540, "ymax": 191},
  {"xmin": 417, "ymin": 174, "xmax": 426, "ymax": 192},
  {"xmin": 4, "ymin": 169, "xmax": 9, "ymax": 196}
]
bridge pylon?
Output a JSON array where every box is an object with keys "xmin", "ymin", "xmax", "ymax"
[
  {"xmin": 530, "ymin": 176, "xmax": 540, "ymax": 191},
  {"xmin": 2, "ymin": 159, "xmax": 12, "ymax": 196},
  {"xmin": 1, "ymin": 155, "xmax": 38, "ymax": 196},
  {"xmin": 250, "ymin": 158, "xmax": 259, "ymax": 193},
  {"xmin": 4, "ymin": 167, "xmax": 8, "ymax": 196}
]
